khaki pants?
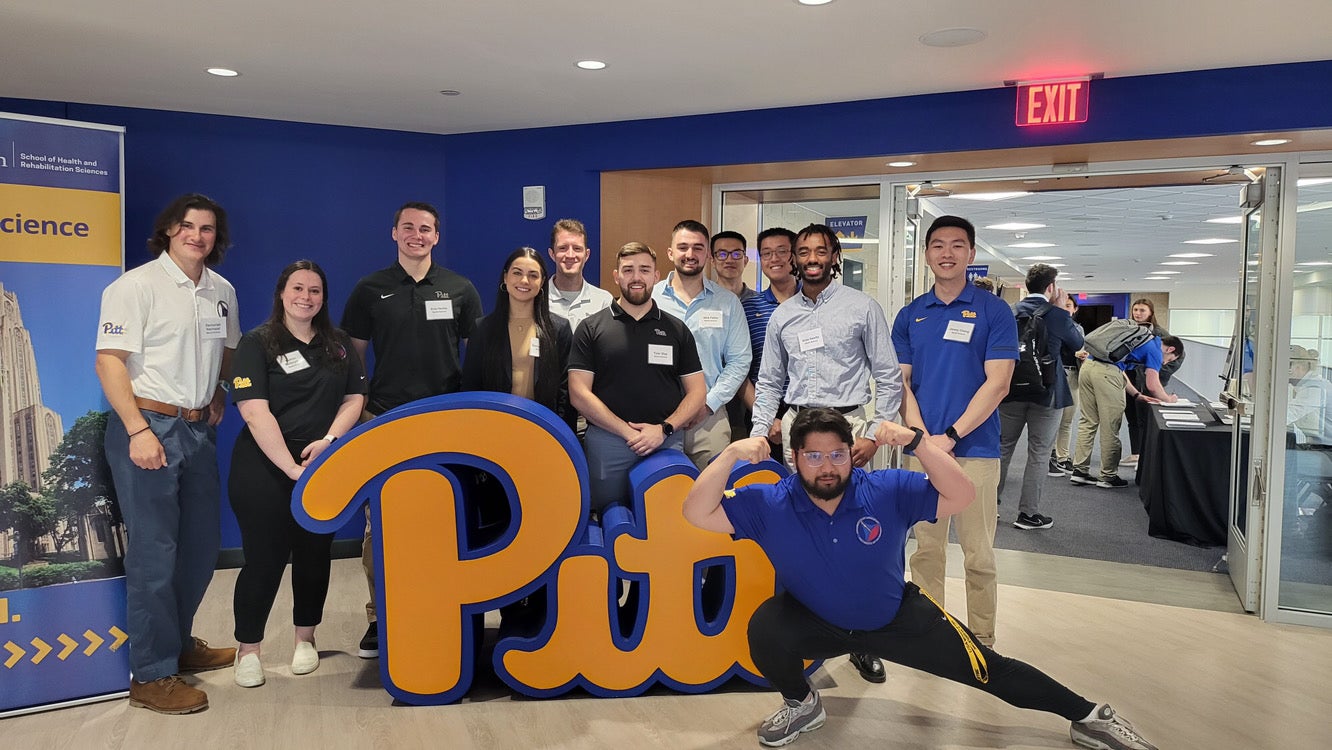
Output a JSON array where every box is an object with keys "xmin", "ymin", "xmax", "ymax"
[
  {"xmin": 780, "ymin": 404, "xmax": 870, "ymax": 470},
  {"xmin": 1073, "ymin": 360, "xmax": 1127, "ymax": 479},
  {"xmin": 907, "ymin": 456, "xmax": 999, "ymax": 644},
  {"xmin": 1055, "ymin": 365, "xmax": 1080, "ymax": 461},
  {"xmin": 684, "ymin": 407, "xmax": 733, "ymax": 470}
]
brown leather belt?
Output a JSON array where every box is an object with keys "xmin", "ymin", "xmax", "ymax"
[{"xmin": 135, "ymin": 396, "xmax": 207, "ymax": 423}]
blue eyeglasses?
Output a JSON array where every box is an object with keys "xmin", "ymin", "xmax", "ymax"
[{"xmin": 799, "ymin": 450, "xmax": 851, "ymax": 467}]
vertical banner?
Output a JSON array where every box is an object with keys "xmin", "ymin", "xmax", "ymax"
[{"xmin": 0, "ymin": 113, "xmax": 128, "ymax": 716}]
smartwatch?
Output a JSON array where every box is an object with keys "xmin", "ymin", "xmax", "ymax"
[
  {"xmin": 660, "ymin": 421, "xmax": 675, "ymax": 438},
  {"xmin": 905, "ymin": 427, "xmax": 925, "ymax": 452},
  {"xmin": 945, "ymin": 425, "xmax": 962, "ymax": 443},
  {"xmin": 323, "ymin": 434, "xmax": 339, "ymax": 443}
]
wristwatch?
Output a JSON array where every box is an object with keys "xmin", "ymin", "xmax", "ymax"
[
  {"xmin": 906, "ymin": 427, "xmax": 925, "ymax": 452},
  {"xmin": 660, "ymin": 421, "xmax": 675, "ymax": 437},
  {"xmin": 945, "ymin": 425, "xmax": 962, "ymax": 443}
]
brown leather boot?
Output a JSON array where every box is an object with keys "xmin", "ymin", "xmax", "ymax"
[
  {"xmin": 179, "ymin": 637, "xmax": 236, "ymax": 673},
  {"xmin": 128, "ymin": 675, "xmax": 208, "ymax": 714}
]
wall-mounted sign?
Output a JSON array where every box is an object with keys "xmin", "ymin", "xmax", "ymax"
[
  {"xmin": 966, "ymin": 264, "xmax": 989, "ymax": 282},
  {"xmin": 827, "ymin": 216, "xmax": 868, "ymax": 249},
  {"xmin": 1016, "ymin": 80, "xmax": 1089, "ymax": 127}
]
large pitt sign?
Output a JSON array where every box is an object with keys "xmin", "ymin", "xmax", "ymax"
[{"xmin": 293, "ymin": 393, "xmax": 790, "ymax": 704}]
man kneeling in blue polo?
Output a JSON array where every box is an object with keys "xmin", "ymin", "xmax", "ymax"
[{"xmin": 682, "ymin": 408, "xmax": 1157, "ymax": 750}]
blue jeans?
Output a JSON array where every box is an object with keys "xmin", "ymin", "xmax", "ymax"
[
  {"xmin": 105, "ymin": 410, "xmax": 222, "ymax": 682},
  {"xmin": 583, "ymin": 423, "xmax": 684, "ymax": 513}
]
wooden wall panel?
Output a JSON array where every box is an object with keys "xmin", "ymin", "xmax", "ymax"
[{"xmin": 599, "ymin": 172, "xmax": 711, "ymax": 294}]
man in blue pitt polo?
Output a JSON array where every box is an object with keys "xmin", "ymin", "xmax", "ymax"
[
  {"xmin": 892, "ymin": 215, "xmax": 1018, "ymax": 647},
  {"xmin": 682, "ymin": 409, "xmax": 1157, "ymax": 750}
]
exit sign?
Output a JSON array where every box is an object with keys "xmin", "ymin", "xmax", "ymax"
[{"xmin": 1016, "ymin": 80, "xmax": 1089, "ymax": 126}]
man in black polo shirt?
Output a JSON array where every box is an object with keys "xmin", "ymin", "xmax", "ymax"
[
  {"xmin": 340, "ymin": 201, "xmax": 482, "ymax": 658},
  {"xmin": 569, "ymin": 241, "xmax": 707, "ymax": 513}
]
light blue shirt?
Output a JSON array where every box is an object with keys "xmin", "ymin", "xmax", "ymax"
[
  {"xmin": 751, "ymin": 281, "xmax": 903, "ymax": 437},
  {"xmin": 652, "ymin": 274, "xmax": 752, "ymax": 414}
]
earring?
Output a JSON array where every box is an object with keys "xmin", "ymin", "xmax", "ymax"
[{"xmin": 500, "ymin": 282, "xmax": 507, "ymax": 292}]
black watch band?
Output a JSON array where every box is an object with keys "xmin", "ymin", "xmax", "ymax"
[
  {"xmin": 661, "ymin": 421, "xmax": 674, "ymax": 437},
  {"xmin": 906, "ymin": 427, "xmax": 925, "ymax": 452},
  {"xmin": 945, "ymin": 425, "xmax": 961, "ymax": 443}
]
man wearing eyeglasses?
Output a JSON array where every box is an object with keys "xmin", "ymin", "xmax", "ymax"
[
  {"xmin": 681, "ymin": 409, "xmax": 1159, "ymax": 750},
  {"xmin": 740, "ymin": 228, "xmax": 802, "ymax": 454},
  {"xmin": 747, "ymin": 222, "xmax": 903, "ymax": 684},
  {"xmin": 711, "ymin": 230, "xmax": 757, "ymax": 442},
  {"xmin": 652, "ymin": 220, "xmax": 752, "ymax": 469}
]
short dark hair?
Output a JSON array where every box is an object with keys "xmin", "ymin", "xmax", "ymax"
[
  {"xmin": 788, "ymin": 407, "xmax": 854, "ymax": 453},
  {"xmin": 1025, "ymin": 263, "xmax": 1058, "ymax": 294},
  {"xmin": 926, "ymin": 215, "xmax": 976, "ymax": 247},
  {"xmin": 551, "ymin": 218, "xmax": 587, "ymax": 249},
  {"xmin": 757, "ymin": 227, "xmax": 797, "ymax": 247},
  {"xmin": 147, "ymin": 193, "xmax": 231, "ymax": 266},
  {"xmin": 711, "ymin": 230, "xmax": 747, "ymax": 250},
  {"xmin": 393, "ymin": 201, "xmax": 440, "ymax": 228},
  {"xmin": 1160, "ymin": 335, "xmax": 1184, "ymax": 357},
  {"xmin": 672, "ymin": 220, "xmax": 710, "ymax": 239}
]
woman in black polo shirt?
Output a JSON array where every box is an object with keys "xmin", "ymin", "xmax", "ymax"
[{"xmin": 228, "ymin": 260, "xmax": 366, "ymax": 687}]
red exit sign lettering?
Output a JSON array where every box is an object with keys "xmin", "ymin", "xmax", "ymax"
[{"xmin": 1016, "ymin": 81, "xmax": 1089, "ymax": 126}]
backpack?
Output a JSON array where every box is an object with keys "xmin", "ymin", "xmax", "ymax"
[
  {"xmin": 1006, "ymin": 302, "xmax": 1057, "ymax": 403},
  {"xmin": 1083, "ymin": 318, "xmax": 1154, "ymax": 363}
]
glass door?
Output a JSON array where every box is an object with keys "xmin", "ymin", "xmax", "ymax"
[{"xmin": 1226, "ymin": 168, "xmax": 1283, "ymax": 611}]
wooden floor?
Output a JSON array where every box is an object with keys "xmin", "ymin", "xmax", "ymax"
[{"xmin": 7, "ymin": 553, "xmax": 1332, "ymax": 749}]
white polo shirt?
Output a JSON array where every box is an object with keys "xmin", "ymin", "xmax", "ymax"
[
  {"xmin": 96, "ymin": 251, "xmax": 241, "ymax": 409},
  {"xmin": 548, "ymin": 278, "xmax": 613, "ymax": 332}
]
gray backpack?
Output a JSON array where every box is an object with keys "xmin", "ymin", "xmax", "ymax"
[{"xmin": 1083, "ymin": 318, "xmax": 1153, "ymax": 363}]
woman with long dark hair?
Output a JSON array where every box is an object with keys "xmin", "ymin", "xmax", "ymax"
[{"xmin": 228, "ymin": 260, "xmax": 366, "ymax": 687}]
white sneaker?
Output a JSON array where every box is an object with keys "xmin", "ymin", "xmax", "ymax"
[
  {"xmin": 234, "ymin": 652, "xmax": 265, "ymax": 688},
  {"xmin": 1071, "ymin": 704, "xmax": 1157, "ymax": 750},
  {"xmin": 291, "ymin": 641, "xmax": 319, "ymax": 675}
]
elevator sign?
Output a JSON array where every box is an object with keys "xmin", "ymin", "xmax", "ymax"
[{"xmin": 1016, "ymin": 80, "xmax": 1089, "ymax": 126}]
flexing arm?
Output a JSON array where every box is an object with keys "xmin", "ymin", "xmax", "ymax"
[{"xmin": 682, "ymin": 436, "xmax": 771, "ymax": 534}]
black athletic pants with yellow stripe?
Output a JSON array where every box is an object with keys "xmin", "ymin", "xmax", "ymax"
[{"xmin": 748, "ymin": 583, "xmax": 1095, "ymax": 721}]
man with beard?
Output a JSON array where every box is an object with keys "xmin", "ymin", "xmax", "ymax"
[
  {"xmin": 748, "ymin": 222, "xmax": 902, "ymax": 684},
  {"xmin": 569, "ymin": 241, "xmax": 708, "ymax": 512},
  {"xmin": 652, "ymin": 221, "xmax": 752, "ymax": 469},
  {"xmin": 681, "ymin": 409, "xmax": 1158, "ymax": 750}
]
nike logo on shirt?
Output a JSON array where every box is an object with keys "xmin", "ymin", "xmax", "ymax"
[
  {"xmin": 380, "ymin": 293, "xmax": 396, "ymax": 299},
  {"xmin": 915, "ymin": 317, "xmax": 927, "ymax": 322}
]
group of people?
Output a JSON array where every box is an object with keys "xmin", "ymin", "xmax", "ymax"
[{"xmin": 95, "ymin": 195, "xmax": 1155, "ymax": 749}]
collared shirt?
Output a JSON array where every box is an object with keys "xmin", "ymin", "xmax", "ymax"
[
  {"xmin": 724, "ymin": 467, "xmax": 938, "ymax": 630},
  {"xmin": 230, "ymin": 325, "xmax": 367, "ymax": 442},
  {"xmin": 1289, "ymin": 372, "xmax": 1332, "ymax": 445},
  {"xmin": 741, "ymin": 283, "xmax": 795, "ymax": 384},
  {"xmin": 568, "ymin": 300, "xmax": 703, "ymax": 424},
  {"xmin": 652, "ymin": 274, "xmax": 752, "ymax": 414},
  {"xmin": 96, "ymin": 251, "xmax": 241, "ymax": 408},
  {"xmin": 340, "ymin": 261, "xmax": 481, "ymax": 413},
  {"xmin": 892, "ymin": 283, "xmax": 1019, "ymax": 458},
  {"xmin": 547, "ymin": 278, "xmax": 613, "ymax": 332},
  {"xmin": 1116, "ymin": 337, "xmax": 1164, "ymax": 372},
  {"xmin": 1014, "ymin": 294, "xmax": 1084, "ymax": 410},
  {"xmin": 750, "ymin": 282, "xmax": 902, "ymax": 437}
]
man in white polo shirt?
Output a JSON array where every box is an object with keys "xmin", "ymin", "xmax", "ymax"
[
  {"xmin": 95, "ymin": 194, "xmax": 241, "ymax": 714},
  {"xmin": 547, "ymin": 218, "xmax": 613, "ymax": 331}
]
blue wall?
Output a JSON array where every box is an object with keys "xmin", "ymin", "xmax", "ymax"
[{"xmin": 5, "ymin": 59, "xmax": 1332, "ymax": 548}]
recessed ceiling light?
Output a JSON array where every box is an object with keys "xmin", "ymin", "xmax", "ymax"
[
  {"xmin": 1183, "ymin": 238, "xmax": 1238, "ymax": 245},
  {"xmin": 1008, "ymin": 243, "xmax": 1055, "ymax": 249},
  {"xmin": 796, "ymin": 0, "xmax": 835, "ymax": 4},
  {"xmin": 1299, "ymin": 177, "xmax": 1332, "ymax": 187},
  {"xmin": 439, "ymin": 89, "xmax": 461, "ymax": 96},
  {"xmin": 919, "ymin": 28, "xmax": 988, "ymax": 48},
  {"xmin": 1168, "ymin": 252, "xmax": 1215, "ymax": 258},
  {"xmin": 1206, "ymin": 216, "xmax": 1244, "ymax": 224},
  {"xmin": 1160, "ymin": 261, "xmax": 1200, "ymax": 266},
  {"xmin": 1019, "ymin": 255, "xmax": 1061, "ymax": 260},
  {"xmin": 952, "ymin": 191, "xmax": 1030, "ymax": 202},
  {"xmin": 986, "ymin": 222, "xmax": 1046, "ymax": 231},
  {"xmin": 1153, "ymin": 270, "xmax": 1182, "ymax": 274},
  {"xmin": 1296, "ymin": 261, "xmax": 1332, "ymax": 266},
  {"xmin": 1248, "ymin": 260, "xmax": 1260, "ymax": 265},
  {"xmin": 206, "ymin": 68, "xmax": 240, "ymax": 77},
  {"xmin": 1250, "ymin": 138, "xmax": 1291, "ymax": 146},
  {"xmin": 1144, "ymin": 277, "xmax": 1170, "ymax": 281},
  {"xmin": 886, "ymin": 160, "xmax": 917, "ymax": 168},
  {"xmin": 576, "ymin": 60, "xmax": 607, "ymax": 70},
  {"xmin": 1046, "ymin": 263, "xmax": 1067, "ymax": 267}
]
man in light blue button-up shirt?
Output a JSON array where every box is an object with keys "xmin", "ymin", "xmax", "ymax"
[{"xmin": 652, "ymin": 220, "xmax": 752, "ymax": 469}]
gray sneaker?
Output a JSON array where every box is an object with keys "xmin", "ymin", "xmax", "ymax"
[
  {"xmin": 1070, "ymin": 704, "xmax": 1157, "ymax": 750},
  {"xmin": 758, "ymin": 690, "xmax": 826, "ymax": 747}
]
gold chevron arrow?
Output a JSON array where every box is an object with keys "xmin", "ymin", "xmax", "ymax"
[
  {"xmin": 57, "ymin": 633, "xmax": 78, "ymax": 660},
  {"xmin": 3, "ymin": 641, "xmax": 25, "ymax": 669},
  {"xmin": 82, "ymin": 629, "xmax": 104, "ymax": 656},
  {"xmin": 30, "ymin": 637, "xmax": 52, "ymax": 665},
  {"xmin": 108, "ymin": 626, "xmax": 128, "ymax": 651}
]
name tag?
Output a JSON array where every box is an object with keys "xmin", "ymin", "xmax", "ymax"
[
  {"xmin": 798, "ymin": 328, "xmax": 825, "ymax": 352},
  {"xmin": 277, "ymin": 351, "xmax": 311, "ymax": 374},
  {"xmin": 699, "ymin": 310, "xmax": 724, "ymax": 329},
  {"xmin": 200, "ymin": 318, "xmax": 226, "ymax": 340},
  {"xmin": 425, "ymin": 299, "xmax": 454, "ymax": 320},
  {"xmin": 944, "ymin": 320, "xmax": 975, "ymax": 343},
  {"xmin": 529, "ymin": 337, "xmax": 541, "ymax": 358},
  {"xmin": 648, "ymin": 344, "xmax": 674, "ymax": 366}
]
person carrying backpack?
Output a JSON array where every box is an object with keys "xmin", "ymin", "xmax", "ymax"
[
  {"xmin": 997, "ymin": 264, "xmax": 1084, "ymax": 530},
  {"xmin": 1071, "ymin": 316, "xmax": 1179, "ymax": 488}
]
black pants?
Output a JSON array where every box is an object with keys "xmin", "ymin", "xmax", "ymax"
[
  {"xmin": 229, "ymin": 432, "xmax": 334, "ymax": 644},
  {"xmin": 747, "ymin": 584, "xmax": 1095, "ymax": 721},
  {"xmin": 1125, "ymin": 392, "xmax": 1148, "ymax": 455}
]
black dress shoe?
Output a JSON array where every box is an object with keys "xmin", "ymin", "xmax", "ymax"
[{"xmin": 849, "ymin": 652, "xmax": 886, "ymax": 683}]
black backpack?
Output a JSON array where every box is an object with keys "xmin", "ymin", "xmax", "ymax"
[{"xmin": 1006, "ymin": 302, "xmax": 1057, "ymax": 403}]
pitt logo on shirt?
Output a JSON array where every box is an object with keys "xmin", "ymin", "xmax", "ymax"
[
  {"xmin": 960, "ymin": 310, "xmax": 978, "ymax": 319},
  {"xmin": 101, "ymin": 322, "xmax": 124, "ymax": 335}
]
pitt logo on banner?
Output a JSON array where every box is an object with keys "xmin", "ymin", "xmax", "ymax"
[{"xmin": 293, "ymin": 393, "xmax": 793, "ymax": 705}]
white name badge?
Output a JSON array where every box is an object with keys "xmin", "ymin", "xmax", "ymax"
[
  {"xmin": 798, "ymin": 328, "xmax": 826, "ymax": 352},
  {"xmin": 200, "ymin": 318, "xmax": 226, "ymax": 340},
  {"xmin": 944, "ymin": 320, "xmax": 975, "ymax": 343},
  {"xmin": 529, "ymin": 337, "xmax": 541, "ymax": 358},
  {"xmin": 648, "ymin": 343, "xmax": 674, "ymax": 366},
  {"xmin": 277, "ymin": 350, "xmax": 311, "ymax": 374},
  {"xmin": 425, "ymin": 299, "xmax": 454, "ymax": 320},
  {"xmin": 699, "ymin": 310, "xmax": 724, "ymax": 329}
]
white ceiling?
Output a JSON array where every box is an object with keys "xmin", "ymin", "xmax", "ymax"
[{"xmin": 2, "ymin": 1, "xmax": 1331, "ymax": 135}]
